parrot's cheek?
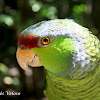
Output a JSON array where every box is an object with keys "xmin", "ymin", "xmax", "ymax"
[{"xmin": 16, "ymin": 47, "xmax": 42, "ymax": 72}]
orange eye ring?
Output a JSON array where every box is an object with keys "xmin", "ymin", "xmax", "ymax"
[{"xmin": 42, "ymin": 37, "xmax": 50, "ymax": 45}]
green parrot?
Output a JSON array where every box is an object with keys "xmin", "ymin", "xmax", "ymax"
[{"xmin": 16, "ymin": 19, "xmax": 100, "ymax": 100}]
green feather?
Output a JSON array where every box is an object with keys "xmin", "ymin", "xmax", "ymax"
[{"xmin": 33, "ymin": 37, "xmax": 76, "ymax": 75}]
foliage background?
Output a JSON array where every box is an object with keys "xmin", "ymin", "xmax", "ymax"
[{"xmin": 0, "ymin": 0, "xmax": 100, "ymax": 100}]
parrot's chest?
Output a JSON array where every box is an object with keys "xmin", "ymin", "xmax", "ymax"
[{"xmin": 45, "ymin": 71, "xmax": 100, "ymax": 100}]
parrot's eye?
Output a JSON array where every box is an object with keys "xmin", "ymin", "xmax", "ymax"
[{"xmin": 41, "ymin": 37, "xmax": 50, "ymax": 45}]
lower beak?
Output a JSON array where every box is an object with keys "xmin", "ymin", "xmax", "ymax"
[{"xmin": 16, "ymin": 47, "xmax": 42, "ymax": 72}]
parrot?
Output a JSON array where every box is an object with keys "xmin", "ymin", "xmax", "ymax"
[{"xmin": 16, "ymin": 19, "xmax": 100, "ymax": 100}]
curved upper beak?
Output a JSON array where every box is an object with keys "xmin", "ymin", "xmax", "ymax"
[{"xmin": 16, "ymin": 47, "xmax": 42, "ymax": 72}]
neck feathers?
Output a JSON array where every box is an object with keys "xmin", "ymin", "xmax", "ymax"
[{"xmin": 45, "ymin": 67, "xmax": 100, "ymax": 100}]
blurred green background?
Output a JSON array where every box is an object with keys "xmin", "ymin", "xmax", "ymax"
[{"xmin": 0, "ymin": 0, "xmax": 100, "ymax": 100}]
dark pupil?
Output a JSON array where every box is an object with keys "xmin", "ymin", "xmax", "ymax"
[{"xmin": 43, "ymin": 39, "xmax": 48, "ymax": 42}]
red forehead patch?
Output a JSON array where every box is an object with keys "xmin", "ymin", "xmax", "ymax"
[{"xmin": 17, "ymin": 34, "xmax": 40, "ymax": 48}]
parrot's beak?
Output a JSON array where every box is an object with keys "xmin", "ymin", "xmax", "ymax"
[{"xmin": 16, "ymin": 47, "xmax": 42, "ymax": 72}]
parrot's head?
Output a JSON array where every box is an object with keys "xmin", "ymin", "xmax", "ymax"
[{"xmin": 16, "ymin": 19, "xmax": 91, "ymax": 78}]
